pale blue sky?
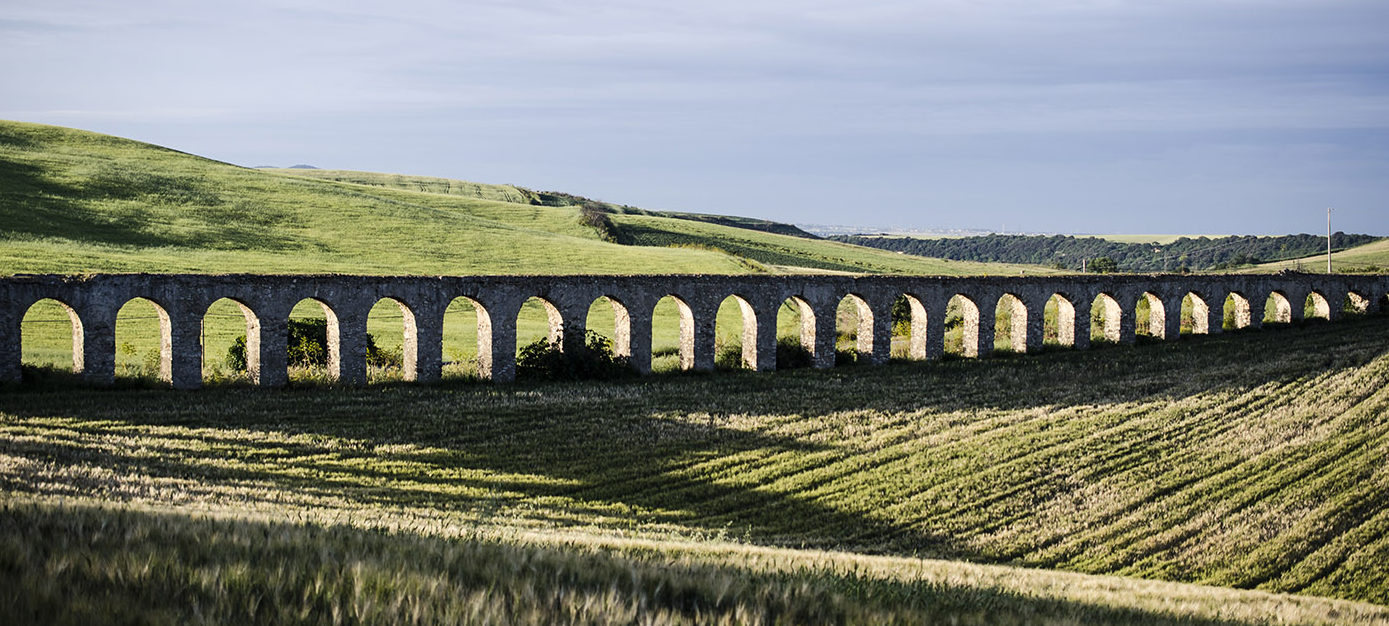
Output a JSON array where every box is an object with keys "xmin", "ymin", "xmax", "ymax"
[{"xmin": 3, "ymin": 0, "xmax": 1386, "ymax": 234}]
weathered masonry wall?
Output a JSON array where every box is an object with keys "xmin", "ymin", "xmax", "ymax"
[{"xmin": 2, "ymin": 272, "xmax": 1386, "ymax": 388}]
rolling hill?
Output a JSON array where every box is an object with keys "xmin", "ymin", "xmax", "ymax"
[
  {"xmin": 0, "ymin": 120, "xmax": 1052, "ymax": 277},
  {"xmin": 1251, "ymin": 238, "xmax": 1389, "ymax": 273}
]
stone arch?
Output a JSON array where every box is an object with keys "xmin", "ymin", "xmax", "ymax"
[
  {"xmin": 1344, "ymin": 291, "xmax": 1371, "ymax": 315},
  {"xmin": 201, "ymin": 297, "xmax": 260, "ymax": 382},
  {"xmin": 1304, "ymin": 291, "xmax": 1331, "ymax": 321},
  {"xmin": 897, "ymin": 293, "xmax": 928, "ymax": 359},
  {"xmin": 994, "ymin": 293, "xmax": 1028, "ymax": 353},
  {"xmin": 368, "ymin": 297, "xmax": 419, "ymax": 381},
  {"xmin": 652, "ymin": 294, "xmax": 696, "ymax": 371},
  {"xmin": 1135, "ymin": 292, "xmax": 1166, "ymax": 338},
  {"xmin": 1264, "ymin": 291, "xmax": 1292, "ymax": 324},
  {"xmin": 1224, "ymin": 292, "xmax": 1253, "ymax": 329},
  {"xmin": 946, "ymin": 294, "xmax": 981, "ymax": 357},
  {"xmin": 586, "ymin": 295, "xmax": 632, "ymax": 359},
  {"xmin": 836, "ymin": 293, "xmax": 876, "ymax": 362},
  {"xmin": 714, "ymin": 294, "xmax": 759, "ymax": 369},
  {"xmin": 776, "ymin": 296, "xmax": 817, "ymax": 368},
  {"xmin": 287, "ymin": 298, "xmax": 341, "ymax": 380},
  {"xmin": 516, "ymin": 296, "xmax": 564, "ymax": 352},
  {"xmin": 20, "ymin": 298, "xmax": 84, "ymax": 373},
  {"xmin": 442, "ymin": 296, "xmax": 490, "ymax": 379},
  {"xmin": 1091, "ymin": 293, "xmax": 1122, "ymax": 343},
  {"xmin": 1044, "ymin": 293, "xmax": 1077, "ymax": 347},
  {"xmin": 1182, "ymin": 292, "xmax": 1209, "ymax": 335},
  {"xmin": 114, "ymin": 297, "xmax": 173, "ymax": 382}
]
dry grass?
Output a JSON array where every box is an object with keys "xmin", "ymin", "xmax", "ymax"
[{"xmin": 3, "ymin": 316, "xmax": 1389, "ymax": 622}]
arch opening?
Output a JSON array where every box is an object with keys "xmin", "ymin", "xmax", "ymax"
[
  {"xmin": 944, "ymin": 294, "xmax": 980, "ymax": 357},
  {"xmin": 516, "ymin": 296, "xmax": 564, "ymax": 354},
  {"xmin": 201, "ymin": 298, "xmax": 258, "ymax": 383},
  {"xmin": 993, "ymin": 293, "xmax": 1027, "ymax": 353},
  {"xmin": 287, "ymin": 298, "xmax": 339, "ymax": 382},
  {"xmin": 1182, "ymin": 293, "xmax": 1208, "ymax": 335},
  {"xmin": 586, "ymin": 295, "xmax": 631, "ymax": 359},
  {"xmin": 776, "ymin": 296, "xmax": 816, "ymax": 368},
  {"xmin": 835, "ymin": 294, "xmax": 874, "ymax": 364},
  {"xmin": 1090, "ymin": 293, "xmax": 1122, "ymax": 343},
  {"xmin": 1044, "ymin": 294, "xmax": 1076, "ymax": 347},
  {"xmin": 1224, "ymin": 292, "xmax": 1252, "ymax": 330},
  {"xmin": 20, "ymin": 298, "xmax": 84, "ymax": 374},
  {"xmin": 366, "ymin": 297, "xmax": 417, "ymax": 382},
  {"xmin": 651, "ymin": 295, "xmax": 695, "ymax": 372},
  {"xmin": 1264, "ymin": 292, "xmax": 1292, "ymax": 324},
  {"xmin": 442, "ymin": 297, "xmax": 488, "ymax": 379},
  {"xmin": 1134, "ymin": 292, "xmax": 1166, "ymax": 339},
  {"xmin": 892, "ymin": 294, "xmax": 927, "ymax": 359},
  {"xmin": 1344, "ymin": 291, "xmax": 1371, "ymax": 316},
  {"xmin": 715, "ymin": 294, "xmax": 758, "ymax": 370},
  {"xmin": 114, "ymin": 297, "xmax": 172, "ymax": 382},
  {"xmin": 1304, "ymin": 292, "xmax": 1331, "ymax": 321}
]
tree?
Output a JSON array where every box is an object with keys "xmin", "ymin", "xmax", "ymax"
[{"xmin": 1089, "ymin": 256, "xmax": 1118, "ymax": 274}]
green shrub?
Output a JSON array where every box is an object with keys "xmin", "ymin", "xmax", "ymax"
[
  {"xmin": 714, "ymin": 340, "xmax": 744, "ymax": 370},
  {"xmin": 226, "ymin": 319, "xmax": 392, "ymax": 371},
  {"xmin": 516, "ymin": 330, "xmax": 632, "ymax": 380},
  {"xmin": 776, "ymin": 336, "xmax": 814, "ymax": 369},
  {"xmin": 1089, "ymin": 256, "xmax": 1118, "ymax": 273},
  {"xmin": 578, "ymin": 202, "xmax": 630, "ymax": 244}
]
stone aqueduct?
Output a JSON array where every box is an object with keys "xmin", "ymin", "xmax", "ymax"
[{"xmin": 2, "ymin": 272, "xmax": 1386, "ymax": 389}]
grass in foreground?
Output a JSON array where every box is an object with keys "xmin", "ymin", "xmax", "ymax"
[
  {"xmin": 4, "ymin": 499, "xmax": 1383, "ymax": 626},
  {"xmin": 2, "ymin": 316, "xmax": 1389, "ymax": 623}
]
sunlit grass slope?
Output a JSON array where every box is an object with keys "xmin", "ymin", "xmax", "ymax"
[
  {"xmin": 0, "ymin": 121, "xmax": 747, "ymax": 275},
  {"xmin": 0, "ymin": 120, "xmax": 1049, "ymax": 276},
  {"xmin": 4, "ymin": 316, "xmax": 1389, "ymax": 621},
  {"xmin": 261, "ymin": 168, "xmax": 534, "ymax": 203},
  {"xmin": 1252, "ymin": 238, "xmax": 1389, "ymax": 273}
]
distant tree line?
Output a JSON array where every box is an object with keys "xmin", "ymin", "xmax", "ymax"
[{"xmin": 831, "ymin": 233, "xmax": 1380, "ymax": 272}]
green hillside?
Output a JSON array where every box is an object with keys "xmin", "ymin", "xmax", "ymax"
[
  {"xmin": 0, "ymin": 120, "xmax": 1054, "ymax": 277},
  {"xmin": 4, "ymin": 315, "xmax": 1389, "ymax": 622},
  {"xmin": 259, "ymin": 168, "xmax": 535, "ymax": 203},
  {"xmin": 1252, "ymin": 238, "xmax": 1389, "ymax": 273}
]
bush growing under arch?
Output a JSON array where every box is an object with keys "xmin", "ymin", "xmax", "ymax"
[
  {"xmin": 515, "ymin": 329, "xmax": 631, "ymax": 381},
  {"xmin": 226, "ymin": 319, "xmax": 396, "ymax": 371}
]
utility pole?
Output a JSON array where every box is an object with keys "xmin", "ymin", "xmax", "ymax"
[{"xmin": 1327, "ymin": 207, "xmax": 1334, "ymax": 274}]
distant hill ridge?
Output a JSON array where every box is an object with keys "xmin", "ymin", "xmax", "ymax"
[
  {"xmin": 272, "ymin": 169, "xmax": 820, "ymax": 239},
  {"xmin": 836, "ymin": 233, "xmax": 1383, "ymax": 272}
]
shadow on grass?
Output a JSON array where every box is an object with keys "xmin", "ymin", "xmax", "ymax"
[
  {"xmin": 0, "ymin": 501, "xmax": 1289, "ymax": 626},
  {"xmin": 1, "ymin": 316, "xmax": 1387, "ymax": 567},
  {"xmin": 0, "ymin": 143, "xmax": 295, "ymax": 251}
]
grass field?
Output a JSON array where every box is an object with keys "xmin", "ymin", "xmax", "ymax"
[
  {"xmin": 4, "ymin": 315, "xmax": 1389, "ymax": 622},
  {"xmin": 0, "ymin": 120, "xmax": 1052, "ymax": 278},
  {"xmin": 1253, "ymin": 238, "xmax": 1389, "ymax": 274}
]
